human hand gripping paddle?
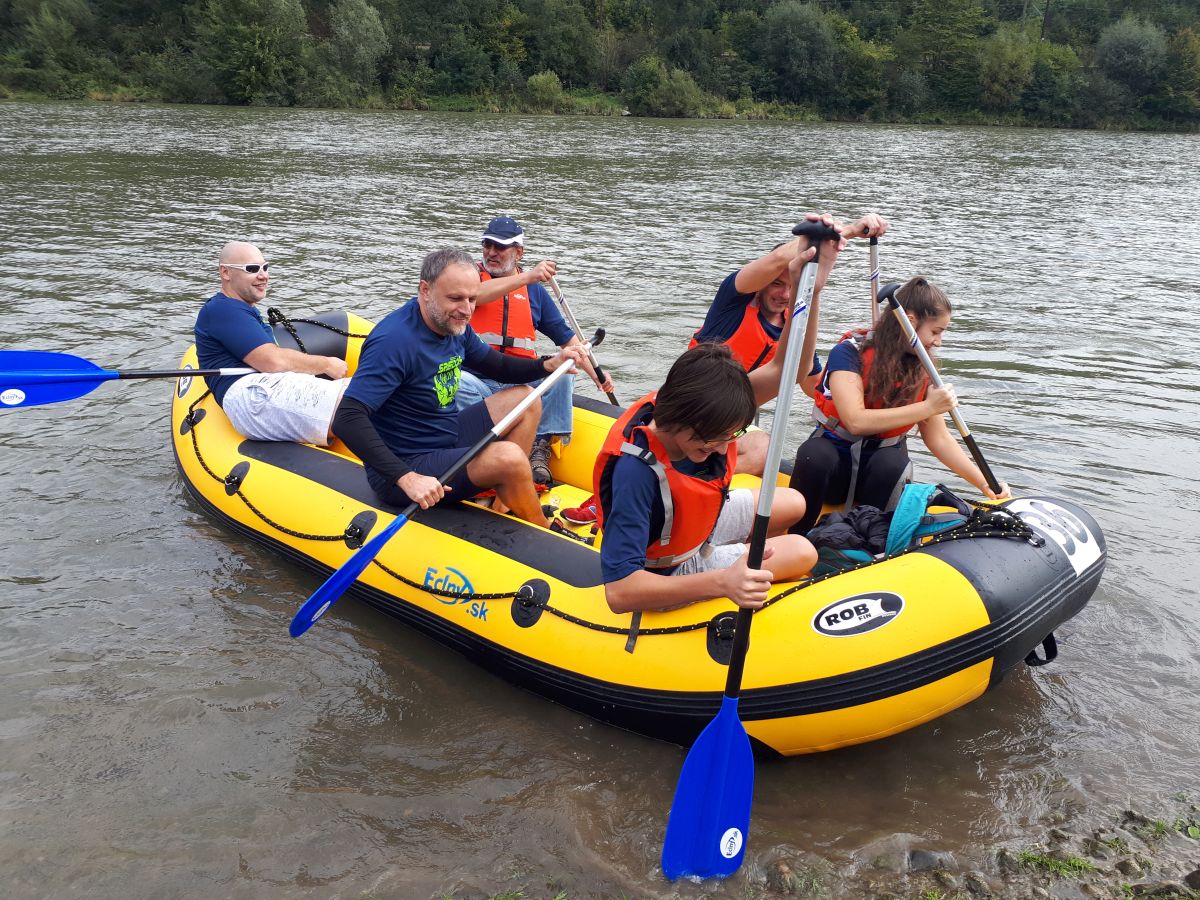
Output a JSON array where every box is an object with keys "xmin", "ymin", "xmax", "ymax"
[
  {"xmin": 660, "ymin": 220, "xmax": 841, "ymax": 881},
  {"xmin": 878, "ymin": 282, "xmax": 1003, "ymax": 495},
  {"xmin": 288, "ymin": 337, "xmax": 596, "ymax": 639},
  {"xmin": 547, "ymin": 276, "xmax": 619, "ymax": 405},
  {"xmin": 0, "ymin": 349, "xmax": 253, "ymax": 410}
]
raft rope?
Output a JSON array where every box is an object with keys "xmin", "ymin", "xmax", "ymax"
[
  {"xmin": 183, "ymin": 309, "xmax": 1044, "ymax": 640},
  {"xmin": 265, "ymin": 307, "xmax": 370, "ymax": 352}
]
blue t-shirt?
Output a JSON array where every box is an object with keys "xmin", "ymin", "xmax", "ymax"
[
  {"xmin": 600, "ymin": 431, "xmax": 725, "ymax": 583},
  {"xmin": 693, "ymin": 270, "xmax": 822, "ymax": 376},
  {"xmin": 693, "ymin": 270, "xmax": 782, "ymax": 345},
  {"xmin": 194, "ymin": 292, "xmax": 276, "ymax": 405},
  {"xmin": 343, "ymin": 299, "xmax": 492, "ymax": 456},
  {"xmin": 467, "ymin": 281, "xmax": 574, "ymax": 369}
]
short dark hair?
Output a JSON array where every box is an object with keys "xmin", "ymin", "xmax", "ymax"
[
  {"xmin": 420, "ymin": 247, "xmax": 475, "ymax": 284},
  {"xmin": 654, "ymin": 344, "xmax": 757, "ymax": 439}
]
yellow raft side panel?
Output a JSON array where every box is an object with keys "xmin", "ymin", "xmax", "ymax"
[{"xmin": 746, "ymin": 660, "xmax": 993, "ymax": 755}]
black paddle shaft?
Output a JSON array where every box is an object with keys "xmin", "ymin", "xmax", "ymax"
[{"xmin": 879, "ymin": 284, "xmax": 1003, "ymax": 495}]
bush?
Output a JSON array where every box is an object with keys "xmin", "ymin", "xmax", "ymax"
[{"xmin": 526, "ymin": 69, "xmax": 563, "ymax": 110}]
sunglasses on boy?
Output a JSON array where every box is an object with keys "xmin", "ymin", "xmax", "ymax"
[
  {"xmin": 693, "ymin": 426, "xmax": 749, "ymax": 449},
  {"xmin": 221, "ymin": 263, "xmax": 270, "ymax": 274}
]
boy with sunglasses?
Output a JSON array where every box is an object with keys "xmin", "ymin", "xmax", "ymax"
[{"xmin": 194, "ymin": 241, "xmax": 349, "ymax": 445}]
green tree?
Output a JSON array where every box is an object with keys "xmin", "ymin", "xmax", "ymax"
[
  {"xmin": 756, "ymin": 1, "xmax": 839, "ymax": 104},
  {"xmin": 621, "ymin": 52, "xmax": 665, "ymax": 113},
  {"xmin": 431, "ymin": 29, "xmax": 492, "ymax": 94},
  {"xmin": 518, "ymin": 0, "xmax": 596, "ymax": 86},
  {"xmin": 977, "ymin": 26, "xmax": 1034, "ymax": 113},
  {"xmin": 1018, "ymin": 41, "xmax": 1081, "ymax": 125},
  {"xmin": 1096, "ymin": 16, "xmax": 1168, "ymax": 98},
  {"xmin": 194, "ymin": 0, "xmax": 310, "ymax": 104},
  {"xmin": 1144, "ymin": 26, "xmax": 1200, "ymax": 122},
  {"xmin": 897, "ymin": 0, "xmax": 984, "ymax": 109},
  {"xmin": 329, "ymin": 0, "xmax": 390, "ymax": 90},
  {"xmin": 526, "ymin": 68, "xmax": 562, "ymax": 108}
]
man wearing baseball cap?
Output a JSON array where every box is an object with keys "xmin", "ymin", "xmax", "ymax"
[{"xmin": 457, "ymin": 215, "xmax": 614, "ymax": 485}]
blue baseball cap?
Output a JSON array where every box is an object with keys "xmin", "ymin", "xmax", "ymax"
[{"xmin": 482, "ymin": 215, "xmax": 524, "ymax": 247}]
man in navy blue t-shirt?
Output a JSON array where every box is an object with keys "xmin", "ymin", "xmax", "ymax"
[
  {"xmin": 333, "ymin": 248, "xmax": 587, "ymax": 528},
  {"xmin": 688, "ymin": 213, "xmax": 890, "ymax": 475},
  {"xmin": 194, "ymin": 241, "xmax": 349, "ymax": 445}
]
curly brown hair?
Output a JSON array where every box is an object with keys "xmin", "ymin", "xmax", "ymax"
[{"xmin": 864, "ymin": 276, "xmax": 952, "ymax": 409}]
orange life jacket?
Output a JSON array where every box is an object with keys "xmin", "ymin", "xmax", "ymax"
[
  {"xmin": 593, "ymin": 392, "xmax": 735, "ymax": 569},
  {"xmin": 471, "ymin": 264, "xmax": 537, "ymax": 358},
  {"xmin": 812, "ymin": 331, "xmax": 929, "ymax": 442},
  {"xmin": 689, "ymin": 302, "xmax": 777, "ymax": 371}
]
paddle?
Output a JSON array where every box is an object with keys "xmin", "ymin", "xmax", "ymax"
[
  {"xmin": 0, "ymin": 349, "xmax": 253, "ymax": 410},
  {"xmin": 869, "ymin": 235, "xmax": 880, "ymax": 328},
  {"xmin": 879, "ymin": 283, "xmax": 1003, "ymax": 495},
  {"xmin": 288, "ymin": 338, "xmax": 595, "ymax": 639},
  {"xmin": 547, "ymin": 276, "xmax": 619, "ymax": 405},
  {"xmin": 661, "ymin": 220, "xmax": 841, "ymax": 881}
]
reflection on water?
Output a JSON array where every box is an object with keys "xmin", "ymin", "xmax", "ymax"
[{"xmin": 1, "ymin": 101, "xmax": 1198, "ymax": 897}]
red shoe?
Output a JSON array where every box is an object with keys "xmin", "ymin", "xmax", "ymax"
[{"xmin": 562, "ymin": 494, "xmax": 598, "ymax": 525}]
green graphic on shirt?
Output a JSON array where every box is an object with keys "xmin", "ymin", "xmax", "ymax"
[{"xmin": 434, "ymin": 355, "xmax": 462, "ymax": 408}]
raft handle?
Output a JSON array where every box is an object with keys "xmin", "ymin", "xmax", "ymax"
[
  {"xmin": 512, "ymin": 579, "xmax": 549, "ymax": 628},
  {"xmin": 1024, "ymin": 632, "xmax": 1058, "ymax": 667}
]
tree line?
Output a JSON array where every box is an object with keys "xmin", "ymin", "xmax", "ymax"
[{"xmin": 2, "ymin": 0, "xmax": 1200, "ymax": 130}]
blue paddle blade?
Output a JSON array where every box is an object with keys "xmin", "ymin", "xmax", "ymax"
[
  {"xmin": 288, "ymin": 513, "xmax": 408, "ymax": 638},
  {"xmin": 661, "ymin": 694, "xmax": 755, "ymax": 880},
  {"xmin": 0, "ymin": 350, "xmax": 117, "ymax": 409}
]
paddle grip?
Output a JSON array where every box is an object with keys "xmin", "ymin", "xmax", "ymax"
[{"xmin": 790, "ymin": 220, "xmax": 842, "ymax": 243}]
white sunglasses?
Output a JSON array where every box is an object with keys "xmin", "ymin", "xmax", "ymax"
[{"xmin": 221, "ymin": 262, "xmax": 271, "ymax": 274}]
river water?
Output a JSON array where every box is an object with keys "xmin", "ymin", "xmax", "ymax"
[{"xmin": 0, "ymin": 102, "xmax": 1197, "ymax": 898}]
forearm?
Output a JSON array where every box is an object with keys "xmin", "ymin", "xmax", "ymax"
[
  {"xmin": 249, "ymin": 344, "xmax": 338, "ymax": 376},
  {"xmin": 838, "ymin": 401, "xmax": 929, "ymax": 435},
  {"xmin": 732, "ymin": 239, "xmax": 799, "ymax": 294},
  {"xmin": 604, "ymin": 567, "xmax": 724, "ymax": 614},
  {"xmin": 470, "ymin": 348, "xmax": 549, "ymax": 383},
  {"xmin": 922, "ymin": 425, "xmax": 989, "ymax": 492},
  {"xmin": 475, "ymin": 271, "xmax": 530, "ymax": 305},
  {"xmin": 332, "ymin": 399, "xmax": 411, "ymax": 484}
]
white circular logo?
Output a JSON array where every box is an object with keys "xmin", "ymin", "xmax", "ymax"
[
  {"xmin": 719, "ymin": 827, "xmax": 743, "ymax": 859},
  {"xmin": 1, "ymin": 388, "xmax": 26, "ymax": 406}
]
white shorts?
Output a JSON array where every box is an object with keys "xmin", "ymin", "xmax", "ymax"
[
  {"xmin": 673, "ymin": 488, "xmax": 755, "ymax": 577},
  {"xmin": 222, "ymin": 373, "xmax": 349, "ymax": 445}
]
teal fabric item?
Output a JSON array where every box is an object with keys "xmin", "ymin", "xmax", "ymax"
[
  {"xmin": 884, "ymin": 483, "xmax": 967, "ymax": 555},
  {"xmin": 812, "ymin": 546, "xmax": 874, "ymax": 577}
]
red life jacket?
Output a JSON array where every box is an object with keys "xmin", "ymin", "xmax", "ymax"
[
  {"xmin": 811, "ymin": 331, "xmax": 929, "ymax": 442},
  {"xmin": 593, "ymin": 392, "xmax": 735, "ymax": 569},
  {"xmin": 689, "ymin": 302, "xmax": 777, "ymax": 371},
  {"xmin": 471, "ymin": 264, "xmax": 537, "ymax": 358}
]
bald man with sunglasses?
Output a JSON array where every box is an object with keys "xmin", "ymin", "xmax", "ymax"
[{"xmin": 194, "ymin": 241, "xmax": 349, "ymax": 445}]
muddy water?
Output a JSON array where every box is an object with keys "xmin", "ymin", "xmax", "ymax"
[{"xmin": 0, "ymin": 102, "xmax": 1197, "ymax": 898}]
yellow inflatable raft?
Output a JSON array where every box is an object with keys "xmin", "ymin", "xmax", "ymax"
[{"xmin": 171, "ymin": 310, "xmax": 1106, "ymax": 756}]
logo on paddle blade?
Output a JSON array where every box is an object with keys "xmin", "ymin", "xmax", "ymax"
[
  {"xmin": 1, "ymin": 388, "xmax": 26, "ymax": 406},
  {"xmin": 812, "ymin": 592, "xmax": 903, "ymax": 637},
  {"xmin": 719, "ymin": 827, "xmax": 743, "ymax": 859},
  {"xmin": 177, "ymin": 366, "xmax": 193, "ymax": 398}
]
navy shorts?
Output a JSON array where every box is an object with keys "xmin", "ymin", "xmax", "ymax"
[{"xmin": 368, "ymin": 401, "xmax": 496, "ymax": 507}]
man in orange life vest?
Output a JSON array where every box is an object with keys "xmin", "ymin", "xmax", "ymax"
[
  {"xmin": 456, "ymin": 216, "xmax": 614, "ymax": 485},
  {"xmin": 593, "ymin": 239, "xmax": 844, "ymax": 613},
  {"xmin": 688, "ymin": 213, "xmax": 890, "ymax": 476}
]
